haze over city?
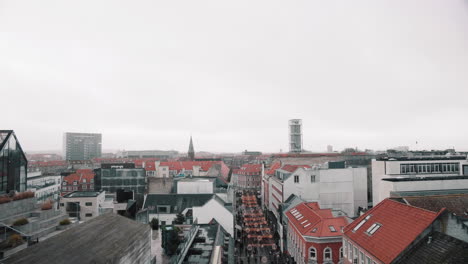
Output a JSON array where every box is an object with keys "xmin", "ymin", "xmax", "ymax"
[{"xmin": 2, "ymin": 0, "xmax": 468, "ymax": 153}]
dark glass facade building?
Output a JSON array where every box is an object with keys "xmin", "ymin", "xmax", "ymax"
[
  {"xmin": 94, "ymin": 167, "xmax": 146, "ymax": 207},
  {"xmin": 0, "ymin": 130, "xmax": 27, "ymax": 194}
]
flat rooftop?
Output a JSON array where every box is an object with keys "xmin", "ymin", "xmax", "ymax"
[
  {"xmin": 377, "ymin": 156, "xmax": 467, "ymax": 161},
  {"xmin": 63, "ymin": 191, "xmax": 102, "ymax": 198}
]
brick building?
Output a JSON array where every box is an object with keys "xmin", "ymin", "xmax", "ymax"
[
  {"xmin": 286, "ymin": 202, "xmax": 349, "ymax": 264},
  {"xmin": 61, "ymin": 169, "xmax": 95, "ymax": 194},
  {"xmin": 232, "ymin": 164, "xmax": 263, "ymax": 190}
]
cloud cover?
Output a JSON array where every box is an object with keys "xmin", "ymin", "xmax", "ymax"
[{"xmin": 1, "ymin": 0, "xmax": 468, "ymax": 153}]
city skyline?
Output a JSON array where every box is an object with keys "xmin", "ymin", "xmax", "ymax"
[{"xmin": 2, "ymin": 0, "xmax": 468, "ymax": 153}]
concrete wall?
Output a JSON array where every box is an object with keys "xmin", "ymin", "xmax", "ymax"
[
  {"xmin": 148, "ymin": 213, "xmax": 176, "ymax": 226},
  {"xmin": 61, "ymin": 192, "xmax": 106, "ymax": 220},
  {"xmin": 177, "ymin": 180, "xmax": 214, "ymax": 194},
  {"xmin": 0, "ymin": 197, "xmax": 37, "ymax": 221},
  {"xmin": 377, "ymin": 178, "xmax": 468, "ymax": 205}
]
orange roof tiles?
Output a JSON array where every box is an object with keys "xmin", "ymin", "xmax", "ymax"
[
  {"xmin": 287, "ymin": 202, "xmax": 349, "ymax": 238},
  {"xmin": 343, "ymin": 199, "xmax": 444, "ymax": 264},
  {"xmin": 265, "ymin": 162, "xmax": 281, "ymax": 175},
  {"xmin": 280, "ymin": 164, "xmax": 311, "ymax": 173}
]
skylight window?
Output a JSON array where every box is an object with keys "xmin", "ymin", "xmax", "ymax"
[
  {"xmin": 311, "ymin": 227, "xmax": 317, "ymax": 232},
  {"xmin": 298, "ymin": 216, "xmax": 304, "ymax": 220},
  {"xmin": 329, "ymin": 226, "xmax": 336, "ymax": 232},
  {"xmin": 301, "ymin": 220, "xmax": 308, "ymax": 225},
  {"xmin": 304, "ymin": 223, "xmax": 311, "ymax": 228},
  {"xmin": 291, "ymin": 209, "xmax": 298, "ymax": 213},
  {"xmin": 352, "ymin": 215, "xmax": 372, "ymax": 232},
  {"xmin": 366, "ymin": 223, "xmax": 382, "ymax": 235}
]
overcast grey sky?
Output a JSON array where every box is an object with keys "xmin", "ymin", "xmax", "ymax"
[{"xmin": 1, "ymin": 0, "xmax": 468, "ymax": 153}]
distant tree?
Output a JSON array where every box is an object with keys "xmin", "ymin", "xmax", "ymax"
[
  {"xmin": 173, "ymin": 213, "xmax": 186, "ymax": 225},
  {"xmin": 150, "ymin": 218, "xmax": 159, "ymax": 230}
]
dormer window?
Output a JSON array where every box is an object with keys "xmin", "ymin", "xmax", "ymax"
[{"xmin": 294, "ymin": 175, "xmax": 299, "ymax": 183}]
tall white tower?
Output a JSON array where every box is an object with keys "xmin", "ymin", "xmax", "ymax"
[{"xmin": 289, "ymin": 119, "xmax": 303, "ymax": 153}]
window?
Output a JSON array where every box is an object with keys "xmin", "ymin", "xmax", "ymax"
[
  {"xmin": 329, "ymin": 225, "xmax": 336, "ymax": 232},
  {"xmin": 340, "ymin": 247, "xmax": 343, "ymax": 259},
  {"xmin": 62, "ymin": 182, "xmax": 67, "ymax": 186},
  {"xmin": 366, "ymin": 223, "xmax": 382, "ymax": 235},
  {"xmin": 60, "ymin": 203, "xmax": 64, "ymax": 207},
  {"xmin": 343, "ymin": 240, "xmax": 347, "ymax": 258},
  {"xmin": 309, "ymin": 247, "xmax": 317, "ymax": 260},
  {"xmin": 360, "ymin": 251, "xmax": 364, "ymax": 264},
  {"xmin": 90, "ymin": 179, "xmax": 94, "ymax": 183},
  {"xmin": 353, "ymin": 215, "xmax": 371, "ymax": 232},
  {"xmin": 73, "ymin": 187, "xmax": 77, "ymax": 191},
  {"xmin": 310, "ymin": 175, "xmax": 315, "ymax": 183},
  {"xmin": 83, "ymin": 179, "xmax": 87, "ymax": 183},
  {"xmin": 82, "ymin": 185, "xmax": 87, "ymax": 190},
  {"xmin": 90, "ymin": 184, "xmax": 94, "ymax": 189},
  {"xmin": 324, "ymin": 247, "xmax": 332, "ymax": 260},
  {"xmin": 85, "ymin": 213, "xmax": 93, "ymax": 217},
  {"xmin": 85, "ymin": 202, "xmax": 92, "ymax": 206},
  {"xmin": 294, "ymin": 175, "xmax": 299, "ymax": 183},
  {"xmin": 73, "ymin": 181, "xmax": 77, "ymax": 185},
  {"xmin": 158, "ymin": 206, "xmax": 168, "ymax": 213},
  {"xmin": 348, "ymin": 242, "xmax": 352, "ymax": 261},
  {"xmin": 354, "ymin": 247, "xmax": 358, "ymax": 261},
  {"xmin": 366, "ymin": 256, "xmax": 371, "ymax": 264}
]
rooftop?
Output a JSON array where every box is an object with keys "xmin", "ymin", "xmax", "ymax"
[
  {"xmin": 391, "ymin": 193, "xmax": 468, "ymax": 219},
  {"xmin": 286, "ymin": 202, "xmax": 349, "ymax": 238},
  {"xmin": 63, "ymin": 191, "xmax": 103, "ymax": 198},
  {"xmin": 3, "ymin": 213, "xmax": 150, "ymax": 264},
  {"xmin": 343, "ymin": 199, "xmax": 443, "ymax": 264},
  {"xmin": 377, "ymin": 156, "xmax": 466, "ymax": 161},
  {"xmin": 143, "ymin": 194, "xmax": 214, "ymax": 214},
  {"xmin": 394, "ymin": 232, "xmax": 468, "ymax": 264}
]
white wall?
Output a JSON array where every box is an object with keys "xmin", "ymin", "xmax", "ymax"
[
  {"xmin": 177, "ymin": 180, "xmax": 214, "ymax": 194},
  {"xmin": 193, "ymin": 198, "xmax": 233, "ymax": 236},
  {"xmin": 281, "ymin": 167, "xmax": 367, "ymax": 217},
  {"xmin": 373, "ymin": 159, "xmax": 468, "ymax": 205},
  {"xmin": 378, "ymin": 178, "xmax": 468, "ymax": 204},
  {"xmin": 148, "ymin": 213, "xmax": 176, "ymax": 225}
]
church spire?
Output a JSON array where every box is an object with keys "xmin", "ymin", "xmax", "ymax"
[{"xmin": 188, "ymin": 136, "xmax": 195, "ymax": 161}]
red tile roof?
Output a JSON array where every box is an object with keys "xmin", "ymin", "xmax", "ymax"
[
  {"xmin": 234, "ymin": 164, "xmax": 262, "ymax": 175},
  {"xmin": 343, "ymin": 199, "xmax": 444, "ymax": 264},
  {"xmin": 63, "ymin": 171, "xmax": 95, "ymax": 184},
  {"xmin": 265, "ymin": 162, "xmax": 281, "ymax": 176},
  {"xmin": 159, "ymin": 161, "xmax": 225, "ymax": 173},
  {"xmin": 280, "ymin": 164, "xmax": 311, "ymax": 173},
  {"xmin": 286, "ymin": 202, "xmax": 349, "ymax": 238}
]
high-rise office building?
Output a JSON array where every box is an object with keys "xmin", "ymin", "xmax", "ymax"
[
  {"xmin": 63, "ymin": 132, "xmax": 102, "ymax": 161},
  {"xmin": 289, "ymin": 119, "xmax": 303, "ymax": 153},
  {"xmin": 0, "ymin": 130, "xmax": 27, "ymax": 194}
]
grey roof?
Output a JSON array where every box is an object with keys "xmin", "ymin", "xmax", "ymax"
[
  {"xmin": 394, "ymin": 232, "xmax": 468, "ymax": 264},
  {"xmin": 143, "ymin": 194, "xmax": 214, "ymax": 214},
  {"xmin": 3, "ymin": 213, "xmax": 150, "ymax": 264},
  {"xmin": 63, "ymin": 191, "xmax": 102, "ymax": 198}
]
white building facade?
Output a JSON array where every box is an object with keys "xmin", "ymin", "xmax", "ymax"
[
  {"xmin": 372, "ymin": 156, "xmax": 468, "ymax": 205},
  {"xmin": 267, "ymin": 166, "xmax": 367, "ymax": 220}
]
